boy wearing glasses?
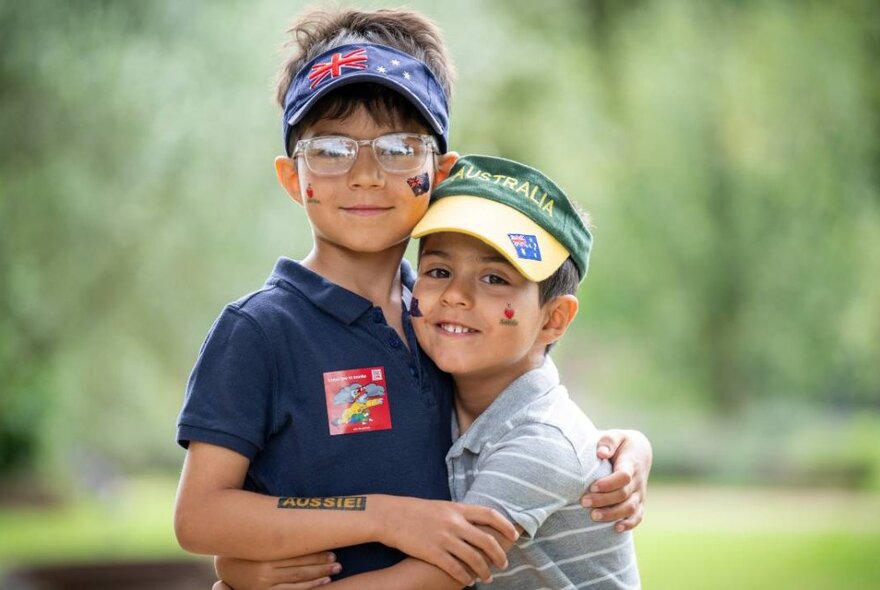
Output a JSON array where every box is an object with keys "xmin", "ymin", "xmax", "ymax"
[{"xmin": 174, "ymin": 8, "xmax": 652, "ymax": 588}]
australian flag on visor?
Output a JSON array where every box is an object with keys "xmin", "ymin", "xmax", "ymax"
[
  {"xmin": 508, "ymin": 233, "xmax": 542, "ymax": 261},
  {"xmin": 307, "ymin": 48, "xmax": 369, "ymax": 89},
  {"xmin": 282, "ymin": 43, "xmax": 450, "ymax": 155}
]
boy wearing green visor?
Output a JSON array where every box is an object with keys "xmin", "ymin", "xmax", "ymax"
[{"xmin": 323, "ymin": 155, "xmax": 640, "ymax": 589}]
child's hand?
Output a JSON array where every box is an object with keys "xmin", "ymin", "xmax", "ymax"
[
  {"xmin": 380, "ymin": 496, "xmax": 518, "ymax": 586},
  {"xmin": 214, "ymin": 552, "xmax": 339, "ymax": 590},
  {"xmin": 581, "ymin": 429, "xmax": 652, "ymax": 532}
]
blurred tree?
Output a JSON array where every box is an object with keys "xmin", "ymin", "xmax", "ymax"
[
  {"xmin": 492, "ymin": 0, "xmax": 880, "ymax": 412},
  {"xmin": 0, "ymin": 0, "xmax": 878, "ymax": 486},
  {"xmin": 0, "ymin": 1, "xmax": 295, "ymax": 480},
  {"xmin": 0, "ymin": 1, "xmax": 161, "ymax": 476}
]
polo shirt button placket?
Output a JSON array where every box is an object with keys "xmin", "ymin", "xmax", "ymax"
[
  {"xmin": 388, "ymin": 334, "xmax": 402, "ymax": 349},
  {"xmin": 372, "ymin": 309, "xmax": 384, "ymax": 323}
]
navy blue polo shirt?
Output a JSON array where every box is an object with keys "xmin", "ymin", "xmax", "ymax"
[{"xmin": 177, "ymin": 257, "xmax": 454, "ymax": 578}]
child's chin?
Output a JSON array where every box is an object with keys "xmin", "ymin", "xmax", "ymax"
[{"xmin": 433, "ymin": 357, "xmax": 479, "ymax": 377}]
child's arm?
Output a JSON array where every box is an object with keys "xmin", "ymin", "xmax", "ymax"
[
  {"xmin": 582, "ymin": 429, "xmax": 653, "ymax": 531},
  {"xmin": 324, "ymin": 524, "xmax": 519, "ymax": 590},
  {"xmin": 214, "ymin": 552, "xmax": 339, "ymax": 590},
  {"xmin": 318, "ymin": 426, "xmax": 639, "ymax": 590},
  {"xmin": 174, "ymin": 441, "xmax": 517, "ymax": 586}
]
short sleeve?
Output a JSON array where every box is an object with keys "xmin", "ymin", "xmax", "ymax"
[
  {"xmin": 464, "ymin": 424, "xmax": 605, "ymax": 537},
  {"xmin": 176, "ymin": 306, "xmax": 276, "ymax": 460}
]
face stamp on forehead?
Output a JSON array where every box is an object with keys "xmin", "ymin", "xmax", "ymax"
[
  {"xmin": 410, "ymin": 297, "xmax": 424, "ymax": 317},
  {"xmin": 406, "ymin": 173, "xmax": 430, "ymax": 196},
  {"xmin": 500, "ymin": 303, "xmax": 518, "ymax": 326}
]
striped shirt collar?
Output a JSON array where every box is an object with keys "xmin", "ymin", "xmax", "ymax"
[{"xmin": 449, "ymin": 357, "xmax": 561, "ymax": 456}]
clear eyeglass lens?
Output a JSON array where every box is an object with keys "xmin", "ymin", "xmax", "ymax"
[
  {"xmin": 374, "ymin": 134, "xmax": 423, "ymax": 171},
  {"xmin": 305, "ymin": 138, "xmax": 357, "ymax": 174},
  {"xmin": 301, "ymin": 134, "xmax": 430, "ymax": 174}
]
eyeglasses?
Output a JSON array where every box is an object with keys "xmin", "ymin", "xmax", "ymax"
[{"xmin": 293, "ymin": 133, "xmax": 439, "ymax": 176}]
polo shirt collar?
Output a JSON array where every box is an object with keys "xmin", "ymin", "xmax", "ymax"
[
  {"xmin": 450, "ymin": 357, "xmax": 561, "ymax": 455},
  {"xmin": 267, "ymin": 257, "xmax": 375, "ymax": 324},
  {"xmin": 267, "ymin": 258, "xmax": 418, "ymax": 324}
]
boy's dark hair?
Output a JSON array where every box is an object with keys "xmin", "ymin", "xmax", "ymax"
[
  {"xmin": 538, "ymin": 207, "xmax": 590, "ymax": 353},
  {"xmin": 275, "ymin": 8, "xmax": 456, "ymax": 154},
  {"xmin": 538, "ymin": 206, "xmax": 591, "ymax": 305},
  {"xmin": 538, "ymin": 258, "xmax": 580, "ymax": 306},
  {"xmin": 538, "ymin": 258, "xmax": 580, "ymax": 354}
]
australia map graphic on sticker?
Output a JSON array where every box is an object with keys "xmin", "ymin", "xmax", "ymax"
[{"xmin": 323, "ymin": 366, "xmax": 392, "ymax": 435}]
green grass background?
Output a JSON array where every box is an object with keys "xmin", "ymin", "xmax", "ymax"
[{"xmin": 2, "ymin": 478, "xmax": 878, "ymax": 589}]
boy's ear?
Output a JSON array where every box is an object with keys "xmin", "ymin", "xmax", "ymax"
[
  {"xmin": 540, "ymin": 294, "xmax": 579, "ymax": 348},
  {"xmin": 434, "ymin": 151, "xmax": 460, "ymax": 184},
  {"xmin": 275, "ymin": 156, "xmax": 303, "ymax": 206}
]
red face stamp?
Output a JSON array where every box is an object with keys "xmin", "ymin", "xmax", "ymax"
[
  {"xmin": 500, "ymin": 303, "xmax": 518, "ymax": 326},
  {"xmin": 306, "ymin": 183, "xmax": 319, "ymax": 203}
]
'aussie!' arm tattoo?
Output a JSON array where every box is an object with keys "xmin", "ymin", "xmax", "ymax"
[{"xmin": 278, "ymin": 496, "xmax": 367, "ymax": 511}]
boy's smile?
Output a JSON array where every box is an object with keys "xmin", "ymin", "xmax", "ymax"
[{"xmin": 412, "ymin": 232, "xmax": 551, "ymax": 389}]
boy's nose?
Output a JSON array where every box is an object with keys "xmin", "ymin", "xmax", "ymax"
[
  {"xmin": 347, "ymin": 148, "xmax": 384, "ymax": 189},
  {"xmin": 440, "ymin": 279, "xmax": 473, "ymax": 308}
]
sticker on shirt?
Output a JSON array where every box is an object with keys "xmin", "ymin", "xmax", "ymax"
[{"xmin": 324, "ymin": 366, "xmax": 392, "ymax": 435}]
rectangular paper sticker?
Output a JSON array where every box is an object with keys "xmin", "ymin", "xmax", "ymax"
[{"xmin": 324, "ymin": 366, "xmax": 392, "ymax": 435}]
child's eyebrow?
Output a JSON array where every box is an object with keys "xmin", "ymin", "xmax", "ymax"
[
  {"xmin": 421, "ymin": 249, "xmax": 512, "ymax": 266},
  {"xmin": 481, "ymin": 255, "xmax": 511, "ymax": 265},
  {"xmin": 420, "ymin": 249, "xmax": 449, "ymax": 259},
  {"xmin": 307, "ymin": 127, "xmax": 348, "ymax": 137}
]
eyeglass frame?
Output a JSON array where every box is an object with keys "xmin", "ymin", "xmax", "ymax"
[{"xmin": 292, "ymin": 132, "xmax": 440, "ymax": 176}]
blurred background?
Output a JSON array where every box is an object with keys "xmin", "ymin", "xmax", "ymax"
[{"xmin": 1, "ymin": 0, "xmax": 879, "ymax": 588}]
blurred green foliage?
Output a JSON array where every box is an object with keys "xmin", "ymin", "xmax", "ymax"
[{"xmin": 1, "ymin": 0, "xmax": 879, "ymax": 487}]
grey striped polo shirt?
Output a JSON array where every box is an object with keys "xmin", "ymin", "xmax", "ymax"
[{"xmin": 447, "ymin": 358, "xmax": 640, "ymax": 590}]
